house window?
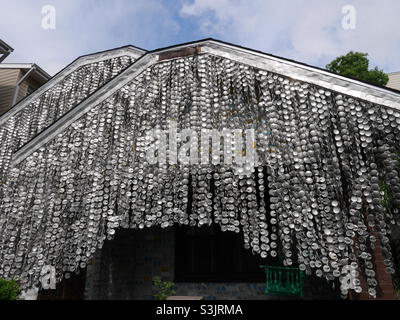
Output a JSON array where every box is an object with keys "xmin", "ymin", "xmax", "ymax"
[{"xmin": 175, "ymin": 224, "xmax": 266, "ymax": 282}]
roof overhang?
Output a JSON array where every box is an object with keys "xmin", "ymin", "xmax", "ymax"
[
  {"xmin": 0, "ymin": 63, "xmax": 50, "ymax": 86},
  {"xmin": 0, "ymin": 63, "xmax": 51, "ymax": 82},
  {"xmin": 0, "ymin": 39, "xmax": 13, "ymax": 55}
]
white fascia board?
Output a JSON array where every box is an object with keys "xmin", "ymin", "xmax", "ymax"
[{"xmin": 0, "ymin": 63, "xmax": 35, "ymax": 69}]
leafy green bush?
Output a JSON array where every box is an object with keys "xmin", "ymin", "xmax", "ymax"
[
  {"xmin": 0, "ymin": 278, "xmax": 21, "ymax": 300},
  {"xmin": 152, "ymin": 276, "xmax": 176, "ymax": 300}
]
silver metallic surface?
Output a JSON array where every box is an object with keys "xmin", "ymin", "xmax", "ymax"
[
  {"xmin": 12, "ymin": 54, "xmax": 158, "ymax": 165},
  {"xmin": 202, "ymin": 41, "xmax": 400, "ymax": 110},
  {"xmin": 0, "ymin": 46, "xmax": 145, "ymax": 127},
  {"xmin": 0, "ymin": 41, "xmax": 399, "ymax": 299},
  {"xmin": 11, "ymin": 40, "xmax": 400, "ymax": 166}
]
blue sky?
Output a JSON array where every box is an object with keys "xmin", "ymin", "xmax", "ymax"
[{"xmin": 1, "ymin": 0, "xmax": 399, "ymax": 75}]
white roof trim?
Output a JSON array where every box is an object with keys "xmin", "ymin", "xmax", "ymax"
[{"xmin": 0, "ymin": 63, "xmax": 35, "ymax": 69}]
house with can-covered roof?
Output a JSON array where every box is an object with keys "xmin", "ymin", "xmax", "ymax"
[{"xmin": 0, "ymin": 39, "xmax": 399, "ymax": 300}]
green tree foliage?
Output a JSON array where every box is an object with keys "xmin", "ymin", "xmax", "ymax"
[
  {"xmin": 0, "ymin": 279, "xmax": 21, "ymax": 300},
  {"xmin": 152, "ymin": 276, "xmax": 176, "ymax": 300},
  {"xmin": 326, "ymin": 52, "xmax": 389, "ymax": 87}
]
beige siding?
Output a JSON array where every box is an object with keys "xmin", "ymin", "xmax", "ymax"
[
  {"xmin": 17, "ymin": 76, "xmax": 41, "ymax": 103},
  {"xmin": 0, "ymin": 68, "xmax": 19, "ymax": 115},
  {"xmin": 387, "ymin": 72, "xmax": 400, "ymax": 91},
  {"xmin": 17, "ymin": 81, "xmax": 28, "ymax": 102}
]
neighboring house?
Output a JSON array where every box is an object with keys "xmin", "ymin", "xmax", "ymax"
[
  {"xmin": 0, "ymin": 39, "xmax": 14, "ymax": 63},
  {"xmin": 387, "ymin": 71, "xmax": 400, "ymax": 91},
  {"xmin": 0, "ymin": 63, "xmax": 50, "ymax": 115}
]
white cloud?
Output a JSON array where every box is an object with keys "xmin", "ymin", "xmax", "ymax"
[
  {"xmin": 0, "ymin": 0, "xmax": 179, "ymax": 75},
  {"xmin": 180, "ymin": 0, "xmax": 400, "ymax": 72},
  {"xmin": 2, "ymin": 1, "xmax": 399, "ymax": 76}
]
